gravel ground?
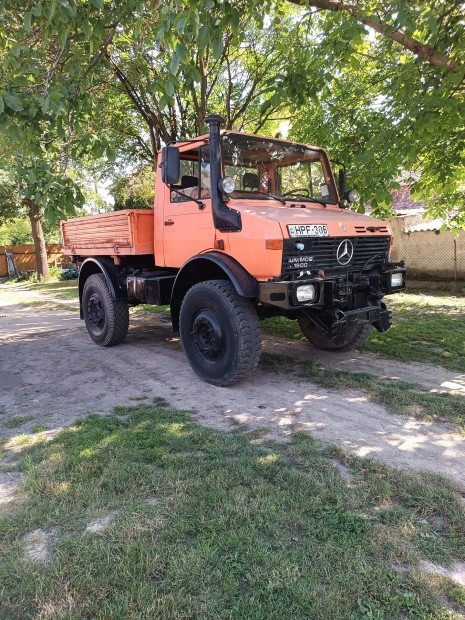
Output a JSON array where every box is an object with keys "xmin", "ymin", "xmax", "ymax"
[{"xmin": 1, "ymin": 290, "xmax": 465, "ymax": 504}]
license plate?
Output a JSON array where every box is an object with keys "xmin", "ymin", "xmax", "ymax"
[{"xmin": 288, "ymin": 224, "xmax": 329, "ymax": 238}]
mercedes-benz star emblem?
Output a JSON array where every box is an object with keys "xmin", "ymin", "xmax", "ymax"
[{"xmin": 336, "ymin": 239, "xmax": 354, "ymax": 265}]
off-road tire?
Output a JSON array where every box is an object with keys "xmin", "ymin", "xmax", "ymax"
[
  {"xmin": 179, "ymin": 280, "xmax": 261, "ymax": 386},
  {"xmin": 82, "ymin": 273, "xmax": 129, "ymax": 347},
  {"xmin": 298, "ymin": 315, "xmax": 372, "ymax": 352}
]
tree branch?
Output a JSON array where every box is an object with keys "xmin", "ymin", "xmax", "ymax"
[{"xmin": 286, "ymin": 0, "xmax": 463, "ymax": 71}]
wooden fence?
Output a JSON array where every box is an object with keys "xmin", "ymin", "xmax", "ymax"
[{"xmin": 0, "ymin": 244, "xmax": 70, "ymax": 277}]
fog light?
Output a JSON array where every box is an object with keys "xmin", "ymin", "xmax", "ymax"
[
  {"xmin": 296, "ymin": 284, "xmax": 316, "ymax": 302},
  {"xmin": 391, "ymin": 272, "xmax": 404, "ymax": 288}
]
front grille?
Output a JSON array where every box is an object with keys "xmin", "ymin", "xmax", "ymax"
[{"xmin": 282, "ymin": 236, "xmax": 390, "ymax": 273}]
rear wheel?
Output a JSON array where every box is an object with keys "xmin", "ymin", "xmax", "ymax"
[
  {"xmin": 82, "ymin": 273, "xmax": 129, "ymax": 347},
  {"xmin": 298, "ymin": 315, "xmax": 372, "ymax": 351},
  {"xmin": 179, "ymin": 280, "xmax": 261, "ymax": 386}
]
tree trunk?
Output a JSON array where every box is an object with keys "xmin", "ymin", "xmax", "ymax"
[{"xmin": 26, "ymin": 199, "xmax": 50, "ymax": 282}]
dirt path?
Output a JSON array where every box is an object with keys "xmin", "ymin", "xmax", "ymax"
[{"xmin": 1, "ymin": 296, "xmax": 465, "ymax": 500}]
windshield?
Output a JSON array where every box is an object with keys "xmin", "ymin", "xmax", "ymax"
[{"xmin": 221, "ymin": 133, "xmax": 338, "ymax": 204}]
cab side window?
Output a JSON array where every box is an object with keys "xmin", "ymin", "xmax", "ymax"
[
  {"xmin": 170, "ymin": 146, "xmax": 212, "ymax": 202},
  {"xmin": 199, "ymin": 145, "xmax": 211, "ymax": 199},
  {"xmin": 171, "ymin": 149, "xmax": 199, "ymax": 202}
]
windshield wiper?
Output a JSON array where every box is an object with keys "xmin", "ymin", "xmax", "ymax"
[
  {"xmin": 291, "ymin": 196, "xmax": 332, "ymax": 208},
  {"xmin": 308, "ymin": 197, "xmax": 330, "ymax": 208},
  {"xmin": 233, "ymin": 190, "xmax": 286, "ymax": 205}
]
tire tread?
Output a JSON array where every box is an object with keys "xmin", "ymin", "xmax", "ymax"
[
  {"xmin": 298, "ymin": 316, "xmax": 372, "ymax": 352},
  {"xmin": 83, "ymin": 273, "xmax": 129, "ymax": 347},
  {"xmin": 180, "ymin": 279, "xmax": 261, "ymax": 386}
]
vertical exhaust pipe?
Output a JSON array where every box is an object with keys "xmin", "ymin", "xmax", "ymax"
[{"xmin": 205, "ymin": 114, "xmax": 241, "ymax": 232}]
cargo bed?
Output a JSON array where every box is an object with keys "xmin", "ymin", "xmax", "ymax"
[{"xmin": 61, "ymin": 209, "xmax": 154, "ymax": 257}]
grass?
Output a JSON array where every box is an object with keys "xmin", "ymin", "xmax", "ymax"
[
  {"xmin": 361, "ymin": 292, "xmax": 465, "ymax": 372},
  {"xmin": 30, "ymin": 425, "xmax": 49, "ymax": 434},
  {"xmin": 4, "ymin": 416, "xmax": 34, "ymax": 429},
  {"xmin": 2, "ymin": 279, "xmax": 79, "ymax": 301},
  {"xmin": 0, "ymin": 280, "xmax": 79, "ymax": 312},
  {"xmin": 0, "ymin": 403, "xmax": 464, "ymax": 619},
  {"xmin": 261, "ymin": 290, "xmax": 465, "ymax": 373},
  {"xmin": 260, "ymin": 353, "xmax": 465, "ymax": 430},
  {"xmin": 133, "ymin": 303, "xmax": 170, "ymax": 315}
]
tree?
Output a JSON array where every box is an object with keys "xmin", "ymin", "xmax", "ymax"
[
  {"xmin": 2, "ymin": 0, "xmax": 465, "ymax": 238},
  {"xmin": 111, "ymin": 166, "xmax": 154, "ymax": 210},
  {"xmin": 0, "ymin": 0, "xmax": 150, "ymax": 278},
  {"xmin": 269, "ymin": 1, "xmax": 465, "ymax": 223},
  {"xmin": 286, "ymin": 0, "xmax": 464, "ymax": 72},
  {"xmin": 102, "ymin": 8, "xmax": 295, "ymax": 165}
]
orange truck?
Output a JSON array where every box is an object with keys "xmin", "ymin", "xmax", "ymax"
[{"xmin": 61, "ymin": 114, "xmax": 406, "ymax": 386}]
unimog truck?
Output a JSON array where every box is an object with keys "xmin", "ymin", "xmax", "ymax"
[{"xmin": 61, "ymin": 114, "xmax": 406, "ymax": 386}]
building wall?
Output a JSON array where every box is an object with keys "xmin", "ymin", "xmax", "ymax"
[
  {"xmin": 0, "ymin": 244, "xmax": 69, "ymax": 277},
  {"xmin": 390, "ymin": 216, "xmax": 465, "ymax": 280}
]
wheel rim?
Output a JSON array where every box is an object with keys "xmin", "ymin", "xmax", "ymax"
[
  {"xmin": 191, "ymin": 310, "xmax": 225, "ymax": 362},
  {"xmin": 87, "ymin": 293, "xmax": 105, "ymax": 332}
]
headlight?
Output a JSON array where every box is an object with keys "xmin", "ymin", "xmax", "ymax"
[
  {"xmin": 391, "ymin": 272, "xmax": 404, "ymax": 288},
  {"xmin": 218, "ymin": 177, "xmax": 235, "ymax": 194},
  {"xmin": 347, "ymin": 189, "xmax": 359, "ymax": 203},
  {"xmin": 296, "ymin": 284, "xmax": 316, "ymax": 302}
]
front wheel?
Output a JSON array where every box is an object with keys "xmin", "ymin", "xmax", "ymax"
[
  {"xmin": 298, "ymin": 315, "xmax": 372, "ymax": 352},
  {"xmin": 179, "ymin": 280, "xmax": 261, "ymax": 386},
  {"xmin": 82, "ymin": 273, "xmax": 129, "ymax": 347}
]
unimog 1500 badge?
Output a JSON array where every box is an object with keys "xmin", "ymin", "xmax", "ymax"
[{"xmin": 288, "ymin": 256, "xmax": 314, "ymax": 269}]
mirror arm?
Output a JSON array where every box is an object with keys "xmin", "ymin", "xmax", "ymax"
[{"xmin": 169, "ymin": 185, "xmax": 206, "ymax": 210}]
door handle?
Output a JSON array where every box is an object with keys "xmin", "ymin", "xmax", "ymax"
[{"xmin": 164, "ymin": 220, "xmax": 174, "ymax": 226}]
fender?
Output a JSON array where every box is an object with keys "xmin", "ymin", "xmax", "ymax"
[
  {"xmin": 78, "ymin": 257, "xmax": 127, "ymax": 318},
  {"xmin": 170, "ymin": 252, "xmax": 259, "ymax": 331}
]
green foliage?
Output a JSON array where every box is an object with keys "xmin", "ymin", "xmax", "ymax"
[
  {"xmin": 1, "ymin": 0, "xmax": 465, "ymax": 227},
  {"xmin": 111, "ymin": 165, "xmax": 155, "ymax": 211},
  {"xmin": 0, "ymin": 217, "xmax": 31, "ymax": 245},
  {"xmin": 280, "ymin": 3, "xmax": 465, "ymax": 224}
]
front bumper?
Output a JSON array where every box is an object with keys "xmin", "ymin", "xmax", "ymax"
[
  {"xmin": 258, "ymin": 261, "xmax": 406, "ymax": 342},
  {"xmin": 259, "ymin": 261, "xmax": 406, "ymax": 309}
]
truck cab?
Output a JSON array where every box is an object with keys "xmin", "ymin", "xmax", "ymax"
[{"xmin": 62, "ymin": 114, "xmax": 406, "ymax": 386}]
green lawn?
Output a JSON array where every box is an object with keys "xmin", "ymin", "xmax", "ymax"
[{"xmin": 1, "ymin": 403, "xmax": 464, "ymax": 619}]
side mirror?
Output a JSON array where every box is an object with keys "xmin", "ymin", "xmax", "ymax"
[
  {"xmin": 161, "ymin": 146, "xmax": 180, "ymax": 185},
  {"xmin": 338, "ymin": 168, "xmax": 346, "ymax": 198}
]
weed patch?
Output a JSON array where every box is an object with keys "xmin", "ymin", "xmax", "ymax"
[
  {"xmin": 4, "ymin": 416, "xmax": 34, "ymax": 429},
  {"xmin": 0, "ymin": 405, "xmax": 464, "ymax": 619}
]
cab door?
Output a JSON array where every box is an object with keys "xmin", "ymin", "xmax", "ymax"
[{"xmin": 162, "ymin": 145, "xmax": 215, "ymax": 267}]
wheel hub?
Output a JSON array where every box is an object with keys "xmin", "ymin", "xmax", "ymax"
[
  {"xmin": 87, "ymin": 293, "xmax": 105, "ymax": 329},
  {"xmin": 191, "ymin": 311, "xmax": 224, "ymax": 361}
]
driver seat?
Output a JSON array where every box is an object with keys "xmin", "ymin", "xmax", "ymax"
[{"xmin": 242, "ymin": 172, "xmax": 259, "ymax": 191}]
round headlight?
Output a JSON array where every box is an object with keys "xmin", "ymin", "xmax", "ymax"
[
  {"xmin": 218, "ymin": 177, "xmax": 235, "ymax": 194},
  {"xmin": 347, "ymin": 189, "xmax": 359, "ymax": 203}
]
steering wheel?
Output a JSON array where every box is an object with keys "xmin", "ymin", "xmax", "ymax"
[{"xmin": 282, "ymin": 189, "xmax": 310, "ymax": 198}]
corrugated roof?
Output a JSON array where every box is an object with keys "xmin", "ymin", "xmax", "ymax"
[{"xmin": 404, "ymin": 218, "xmax": 445, "ymax": 233}]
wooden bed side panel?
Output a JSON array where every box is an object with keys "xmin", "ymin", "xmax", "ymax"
[{"xmin": 61, "ymin": 209, "xmax": 154, "ymax": 256}]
